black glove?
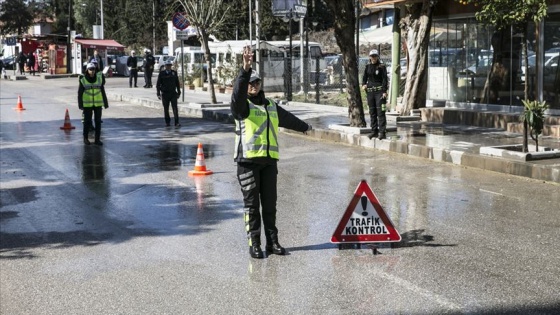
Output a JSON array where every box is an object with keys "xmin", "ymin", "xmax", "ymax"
[
  {"xmin": 79, "ymin": 105, "xmax": 83, "ymax": 110},
  {"xmin": 176, "ymin": 93, "xmax": 180, "ymax": 99},
  {"xmin": 104, "ymin": 105, "xmax": 108, "ymax": 109},
  {"xmin": 157, "ymin": 94, "xmax": 161, "ymax": 100}
]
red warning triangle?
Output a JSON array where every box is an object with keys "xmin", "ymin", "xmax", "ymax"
[{"xmin": 331, "ymin": 180, "xmax": 401, "ymax": 244}]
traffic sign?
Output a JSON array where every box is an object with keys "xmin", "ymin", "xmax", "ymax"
[
  {"xmin": 293, "ymin": 4, "xmax": 307, "ymax": 15},
  {"xmin": 176, "ymin": 27, "xmax": 197, "ymax": 39},
  {"xmin": 331, "ymin": 180, "xmax": 401, "ymax": 244},
  {"xmin": 172, "ymin": 12, "xmax": 190, "ymax": 31},
  {"xmin": 6, "ymin": 37, "xmax": 17, "ymax": 46}
]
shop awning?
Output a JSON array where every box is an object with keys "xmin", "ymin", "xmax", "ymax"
[
  {"xmin": 74, "ymin": 39, "xmax": 125, "ymax": 51},
  {"xmin": 359, "ymin": 25, "xmax": 395, "ymax": 45}
]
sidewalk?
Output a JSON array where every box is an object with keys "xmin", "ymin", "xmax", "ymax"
[{"xmin": 18, "ymin": 74, "xmax": 559, "ymax": 183}]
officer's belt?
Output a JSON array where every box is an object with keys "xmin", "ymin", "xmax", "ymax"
[{"xmin": 366, "ymin": 86, "xmax": 383, "ymax": 92}]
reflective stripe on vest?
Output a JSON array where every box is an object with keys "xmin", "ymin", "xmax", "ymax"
[
  {"xmin": 80, "ymin": 72, "xmax": 104, "ymax": 108},
  {"xmin": 234, "ymin": 99, "xmax": 279, "ymax": 159}
]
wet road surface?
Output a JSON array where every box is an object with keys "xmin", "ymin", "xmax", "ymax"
[{"xmin": 1, "ymin": 77, "xmax": 559, "ymax": 314}]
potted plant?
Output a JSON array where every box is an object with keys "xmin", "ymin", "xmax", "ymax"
[
  {"xmin": 190, "ymin": 67, "xmax": 203, "ymax": 88},
  {"xmin": 182, "ymin": 75, "xmax": 195, "ymax": 90},
  {"xmin": 218, "ymin": 47, "xmax": 242, "ymax": 93},
  {"xmin": 521, "ymin": 99, "xmax": 549, "ymax": 152}
]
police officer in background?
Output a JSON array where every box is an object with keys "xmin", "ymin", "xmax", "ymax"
[
  {"xmin": 231, "ymin": 46, "xmax": 312, "ymax": 259},
  {"xmin": 156, "ymin": 60, "xmax": 181, "ymax": 127},
  {"xmin": 143, "ymin": 49, "xmax": 155, "ymax": 88},
  {"xmin": 78, "ymin": 62, "xmax": 109, "ymax": 145},
  {"xmin": 127, "ymin": 50, "xmax": 138, "ymax": 87},
  {"xmin": 362, "ymin": 49, "xmax": 389, "ymax": 140},
  {"xmin": 90, "ymin": 49, "xmax": 104, "ymax": 71}
]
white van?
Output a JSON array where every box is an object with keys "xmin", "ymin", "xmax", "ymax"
[{"xmin": 173, "ymin": 46, "xmax": 215, "ymax": 82}]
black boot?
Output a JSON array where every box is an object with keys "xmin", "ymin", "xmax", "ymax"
[
  {"xmin": 83, "ymin": 136, "xmax": 91, "ymax": 145},
  {"xmin": 265, "ymin": 242, "xmax": 286, "ymax": 255},
  {"xmin": 249, "ymin": 245, "xmax": 264, "ymax": 259},
  {"xmin": 378, "ymin": 133, "xmax": 386, "ymax": 140},
  {"xmin": 367, "ymin": 130, "xmax": 379, "ymax": 140}
]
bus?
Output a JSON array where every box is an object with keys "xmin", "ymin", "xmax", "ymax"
[
  {"xmin": 174, "ymin": 40, "xmax": 326, "ymax": 91},
  {"xmin": 208, "ymin": 40, "xmax": 286, "ymax": 89},
  {"xmin": 173, "ymin": 46, "xmax": 216, "ymax": 82}
]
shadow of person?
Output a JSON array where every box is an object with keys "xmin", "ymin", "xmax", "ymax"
[{"xmin": 81, "ymin": 146, "xmax": 109, "ymax": 198}]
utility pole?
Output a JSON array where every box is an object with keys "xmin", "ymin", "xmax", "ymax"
[
  {"xmin": 67, "ymin": 0, "xmax": 72, "ymax": 74},
  {"xmin": 153, "ymin": 0, "xmax": 156, "ymax": 53},
  {"xmin": 256, "ymin": 0, "xmax": 262, "ymax": 79},
  {"xmin": 299, "ymin": 17, "xmax": 304, "ymax": 94},
  {"xmin": 390, "ymin": 8, "xmax": 401, "ymax": 112},
  {"xmin": 100, "ymin": 0, "xmax": 104, "ymax": 39}
]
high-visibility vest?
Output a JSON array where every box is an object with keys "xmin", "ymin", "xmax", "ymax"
[
  {"xmin": 234, "ymin": 99, "xmax": 279, "ymax": 159},
  {"xmin": 80, "ymin": 73, "xmax": 104, "ymax": 108}
]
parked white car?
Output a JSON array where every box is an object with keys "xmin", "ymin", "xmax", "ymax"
[{"xmin": 154, "ymin": 55, "xmax": 175, "ymax": 71}]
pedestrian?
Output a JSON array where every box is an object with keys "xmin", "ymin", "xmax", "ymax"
[
  {"xmin": 362, "ymin": 49, "xmax": 389, "ymax": 140},
  {"xmin": 0, "ymin": 58, "xmax": 4, "ymax": 79},
  {"xmin": 143, "ymin": 48, "xmax": 155, "ymax": 88},
  {"xmin": 127, "ymin": 50, "xmax": 139, "ymax": 88},
  {"xmin": 27, "ymin": 52, "xmax": 36, "ymax": 76},
  {"xmin": 230, "ymin": 46, "xmax": 312, "ymax": 259},
  {"xmin": 90, "ymin": 49, "xmax": 104, "ymax": 72},
  {"xmin": 156, "ymin": 60, "xmax": 181, "ymax": 127},
  {"xmin": 78, "ymin": 62, "xmax": 109, "ymax": 145},
  {"xmin": 17, "ymin": 52, "xmax": 26, "ymax": 75}
]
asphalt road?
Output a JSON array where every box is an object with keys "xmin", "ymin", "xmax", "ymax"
[{"xmin": 1, "ymin": 77, "xmax": 559, "ymax": 314}]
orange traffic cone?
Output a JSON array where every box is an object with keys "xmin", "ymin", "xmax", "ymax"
[
  {"xmin": 188, "ymin": 143, "xmax": 213, "ymax": 176},
  {"xmin": 59, "ymin": 109, "xmax": 76, "ymax": 130},
  {"xmin": 13, "ymin": 95, "xmax": 26, "ymax": 111}
]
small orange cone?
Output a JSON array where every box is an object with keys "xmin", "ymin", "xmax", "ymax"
[
  {"xmin": 188, "ymin": 143, "xmax": 213, "ymax": 176},
  {"xmin": 13, "ymin": 95, "xmax": 26, "ymax": 111},
  {"xmin": 59, "ymin": 109, "xmax": 76, "ymax": 130}
]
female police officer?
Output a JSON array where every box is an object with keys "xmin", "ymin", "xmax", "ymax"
[
  {"xmin": 230, "ymin": 47, "xmax": 312, "ymax": 259},
  {"xmin": 78, "ymin": 62, "xmax": 108, "ymax": 145}
]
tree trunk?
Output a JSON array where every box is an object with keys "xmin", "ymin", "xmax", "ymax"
[
  {"xmin": 325, "ymin": 0, "xmax": 366, "ymax": 127},
  {"xmin": 199, "ymin": 29, "xmax": 217, "ymax": 104},
  {"xmin": 398, "ymin": 0, "xmax": 434, "ymax": 116}
]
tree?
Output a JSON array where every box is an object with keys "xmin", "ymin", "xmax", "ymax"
[
  {"xmin": 175, "ymin": 0, "xmax": 231, "ymax": 104},
  {"xmin": 323, "ymin": 0, "xmax": 366, "ymax": 127},
  {"xmin": 0, "ymin": 0, "xmax": 34, "ymax": 36},
  {"xmin": 457, "ymin": 0, "xmax": 548, "ymax": 152},
  {"xmin": 397, "ymin": 0, "xmax": 436, "ymax": 116}
]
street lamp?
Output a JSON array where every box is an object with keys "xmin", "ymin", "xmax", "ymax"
[
  {"xmin": 81, "ymin": 2, "xmax": 103, "ymax": 39},
  {"xmin": 304, "ymin": 17, "xmax": 319, "ymax": 98},
  {"xmin": 100, "ymin": 0, "xmax": 104, "ymax": 39},
  {"xmin": 282, "ymin": 9, "xmax": 300, "ymax": 102}
]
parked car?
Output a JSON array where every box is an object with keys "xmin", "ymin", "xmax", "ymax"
[
  {"xmin": 136, "ymin": 56, "xmax": 144, "ymax": 72},
  {"xmin": 521, "ymin": 52, "xmax": 559, "ymax": 82},
  {"xmin": 154, "ymin": 55, "xmax": 175, "ymax": 71},
  {"xmin": 1, "ymin": 55, "xmax": 16, "ymax": 70},
  {"xmin": 112, "ymin": 55, "xmax": 132, "ymax": 76}
]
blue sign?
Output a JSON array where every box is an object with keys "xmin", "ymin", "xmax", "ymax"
[
  {"xmin": 6, "ymin": 37, "xmax": 17, "ymax": 46},
  {"xmin": 172, "ymin": 12, "xmax": 190, "ymax": 31}
]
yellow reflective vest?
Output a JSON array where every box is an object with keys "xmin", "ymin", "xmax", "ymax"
[
  {"xmin": 80, "ymin": 72, "xmax": 104, "ymax": 108},
  {"xmin": 234, "ymin": 99, "xmax": 279, "ymax": 160}
]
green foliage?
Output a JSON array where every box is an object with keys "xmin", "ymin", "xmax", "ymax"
[
  {"xmin": 521, "ymin": 99, "xmax": 548, "ymax": 138},
  {"xmin": 217, "ymin": 49, "xmax": 241, "ymax": 87},
  {"xmin": 0, "ymin": 0, "xmax": 34, "ymax": 35},
  {"xmin": 456, "ymin": 0, "xmax": 548, "ymax": 29}
]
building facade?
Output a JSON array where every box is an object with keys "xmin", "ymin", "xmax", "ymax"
[{"xmin": 362, "ymin": 0, "xmax": 560, "ymax": 112}]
